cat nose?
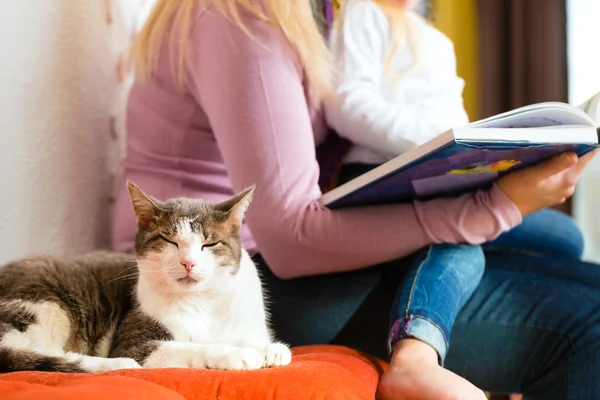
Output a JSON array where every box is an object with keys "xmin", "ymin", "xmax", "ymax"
[{"xmin": 180, "ymin": 259, "xmax": 196, "ymax": 272}]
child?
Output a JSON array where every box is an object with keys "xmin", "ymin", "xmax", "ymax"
[
  {"xmin": 325, "ymin": 1, "xmax": 584, "ymax": 399},
  {"xmin": 326, "ymin": 0, "xmax": 469, "ymax": 174}
]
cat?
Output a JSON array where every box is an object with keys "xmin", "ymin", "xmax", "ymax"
[{"xmin": 0, "ymin": 182, "xmax": 291, "ymax": 373}]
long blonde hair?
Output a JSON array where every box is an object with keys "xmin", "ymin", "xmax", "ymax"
[{"xmin": 131, "ymin": 0, "xmax": 333, "ymax": 103}]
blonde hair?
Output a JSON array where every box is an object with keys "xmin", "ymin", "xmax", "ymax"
[
  {"xmin": 338, "ymin": 0, "xmax": 422, "ymax": 83},
  {"xmin": 131, "ymin": 0, "xmax": 333, "ymax": 103}
]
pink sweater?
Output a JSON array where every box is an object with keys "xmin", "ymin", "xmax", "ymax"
[{"xmin": 111, "ymin": 8, "xmax": 522, "ymax": 279}]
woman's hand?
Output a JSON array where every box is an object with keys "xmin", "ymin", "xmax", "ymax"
[{"xmin": 497, "ymin": 149, "xmax": 598, "ymax": 217}]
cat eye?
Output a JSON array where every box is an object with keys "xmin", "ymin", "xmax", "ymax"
[
  {"xmin": 201, "ymin": 242, "xmax": 221, "ymax": 251},
  {"xmin": 159, "ymin": 234, "xmax": 179, "ymax": 248}
]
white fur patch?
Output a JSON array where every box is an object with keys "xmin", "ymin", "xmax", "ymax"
[
  {"xmin": 95, "ymin": 325, "xmax": 115, "ymax": 357},
  {"xmin": 0, "ymin": 300, "xmax": 71, "ymax": 356},
  {"xmin": 176, "ymin": 218, "xmax": 199, "ymax": 243},
  {"xmin": 65, "ymin": 352, "xmax": 141, "ymax": 372}
]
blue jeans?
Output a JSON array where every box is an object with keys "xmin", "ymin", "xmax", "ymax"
[
  {"xmin": 484, "ymin": 208, "xmax": 584, "ymax": 259},
  {"xmin": 340, "ymin": 163, "xmax": 585, "ymax": 364},
  {"xmin": 391, "ymin": 211, "xmax": 584, "ymax": 365},
  {"xmin": 447, "ymin": 252, "xmax": 600, "ymax": 399}
]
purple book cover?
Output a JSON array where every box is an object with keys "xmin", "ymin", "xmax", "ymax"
[{"xmin": 326, "ymin": 140, "xmax": 598, "ymax": 209}]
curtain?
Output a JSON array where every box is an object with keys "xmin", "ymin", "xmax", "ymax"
[
  {"xmin": 478, "ymin": 0, "xmax": 568, "ymax": 118},
  {"xmin": 103, "ymin": 0, "xmax": 156, "ymax": 203},
  {"xmin": 477, "ymin": 0, "xmax": 570, "ymax": 215}
]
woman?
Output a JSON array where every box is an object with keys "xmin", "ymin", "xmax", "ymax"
[{"xmin": 112, "ymin": 1, "xmax": 600, "ymax": 399}]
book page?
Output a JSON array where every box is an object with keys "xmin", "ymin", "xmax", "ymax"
[
  {"xmin": 453, "ymin": 125, "xmax": 597, "ymax": 143},
  {"xmin": 467, "ymin": 103, "xmax": 594, "ymax": 128},
  {"xmin": 579, "ymin": 92, "xmax": 600, "ymax": 126},
  {"xmin": 467, "ymin": 102, "xmax": 594, "ymax": 129}
]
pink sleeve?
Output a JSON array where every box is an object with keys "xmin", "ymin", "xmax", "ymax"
[{"xmin": 188, "ymin": 11, "xmax": 522, "ymax": 279}]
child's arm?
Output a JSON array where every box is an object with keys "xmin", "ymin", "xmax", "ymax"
[{"xmin": 325, "ymin": 2, "xmax": 466, "ymax": 157}]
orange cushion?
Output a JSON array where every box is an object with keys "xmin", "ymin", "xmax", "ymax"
[{"xmin": 0, "ymin": 345, "xmax": 387, "ymax": 400}]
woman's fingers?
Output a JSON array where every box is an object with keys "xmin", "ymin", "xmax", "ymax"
[
  {"xmin": 529, "ymin": 149, "xmax": 597, "ymax": 190},
  {"xmin": 556, "ymin": 149, "xmax": 598, "ymax": 191},
  {"xmin": 529, "ymin": 152, "xmax": 577, "ymax": 181},
  {"xmin": 575, "ymin": 148, "xmax": 599, "ymax": 174},
  {"xmin": 496, "ymin": 149, "xmax": 597, "ymax": 218}
]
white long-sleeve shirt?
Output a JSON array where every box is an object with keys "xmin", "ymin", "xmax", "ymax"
[{"xmin": 325, "ymin": 0, "xmax": 470, "ymax": 164}]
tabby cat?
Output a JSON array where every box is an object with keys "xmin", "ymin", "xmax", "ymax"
[{"xmin": 0, "ymin": 182, "xmax": 291, "ymax": 373}]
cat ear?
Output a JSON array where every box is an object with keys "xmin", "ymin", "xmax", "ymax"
[
  {"xmin": 127, "ymin": 182, "xmax": 160, "ymax": 226},
  {"xmin": 216, "ymin": 185, "xmax": 255, "ymax": 230}
]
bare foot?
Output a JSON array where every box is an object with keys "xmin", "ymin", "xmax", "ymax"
[{"xmin": 377, "ymin": 339, "xmax": 487, "ymax": 400}]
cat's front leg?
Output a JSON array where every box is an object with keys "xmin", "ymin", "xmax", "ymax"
[{"xmin": 140, "ymin": 341, "xmax": 264, "ymax": 371}]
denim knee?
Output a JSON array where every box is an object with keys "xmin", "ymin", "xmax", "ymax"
[
  {"xmin": 537, "ymin": 209, "xmax": 585, "ymax": 259},
  {"xmin": 431, "ymin": 244, "xmax": 486, "ymax": 304},
  {"xmin": 485, "ymin": 209, "xmax": 585, "ymax": 260},
  {"xmin": 553, "ymin": 212, "xmax": 585, "ymax": 259}
]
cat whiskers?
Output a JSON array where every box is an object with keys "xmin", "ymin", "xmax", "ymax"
[
  {"xmin": 110, "ymin": 265, "xmax": 139, "ymax": 281},
  {"xmin": 108, "ymin": 273, "xmax": 140, "ymax": 283},
  {"xmin": 109, "ymin": 270, "xmax": 161, "ymax": 283}
]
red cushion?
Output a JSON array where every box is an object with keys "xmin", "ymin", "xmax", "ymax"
[{"xmin": 0, "ymin": 345, "xmax": 387, "ymax": 400}]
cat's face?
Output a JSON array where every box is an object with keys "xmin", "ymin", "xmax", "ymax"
[{"xmin": 127, "ymin": 182, "xmax": 254, "ymax": 295}]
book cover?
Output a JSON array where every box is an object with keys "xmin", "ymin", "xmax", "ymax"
[{"xmin": 325, "ymin": 141, "xmax": 598, "ymax": 209}]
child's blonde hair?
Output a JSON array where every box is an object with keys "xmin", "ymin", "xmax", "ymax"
[{"xmin": 131, "ymin": 0, "xmax": 333, "ymax": 103}]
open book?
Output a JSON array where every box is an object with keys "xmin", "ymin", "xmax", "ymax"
[{"xmin": 320, "ymin": 96, "xmax": 600, "ymax": 209}]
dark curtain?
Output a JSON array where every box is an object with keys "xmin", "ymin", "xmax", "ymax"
[
  {"xmin": 478, "ymin": 0, "xmax": 571, "ymax": 216},
  {"xmin": 478, "ymin": 0, "xmax": 568, "ymax": 119}
]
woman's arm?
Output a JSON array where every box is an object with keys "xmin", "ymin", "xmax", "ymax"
[
  {"xmin": 325, "ymin": 2, "xmax": 467, "ymax": 157},
  {"xmin": 188, "ymin": 10, "xmax": 521, "ymax": 279}
]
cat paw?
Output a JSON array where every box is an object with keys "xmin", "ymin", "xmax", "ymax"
[
  {"xmin": 78, "ymin": 356, "xmax": 142, "ymax": 373},
  {"xmin": 108, "ymin": 357, "xmax": 143, "ymax": 371},
  {"xmin": 217, "ymin": 347, "xmax": 263, "ymax": 371},
  {"xmin": 262, "ymin": 343, "xmax": 292, "ymax": 368}
]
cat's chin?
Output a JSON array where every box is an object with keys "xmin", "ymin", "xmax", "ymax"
[{"xmin": 177, "ymin": 277, "xmax": 198, "ymax": 285}]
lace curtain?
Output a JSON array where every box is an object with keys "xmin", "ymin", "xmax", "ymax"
[{"xmin": 103, "ymin": 0, "xmax": 156, "ymax": 202}]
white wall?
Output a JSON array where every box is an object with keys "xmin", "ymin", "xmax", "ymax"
[
  {"xmin": 0, "ymin": 1, "xmax": 114, "ymax": 263},
  {"xmin": 567, "ymin": 0, "xmax": 600, "ymax": 106},
  {"xmin": 567, "ymin": 0, "xmax": 600, "ymax": 262}
]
